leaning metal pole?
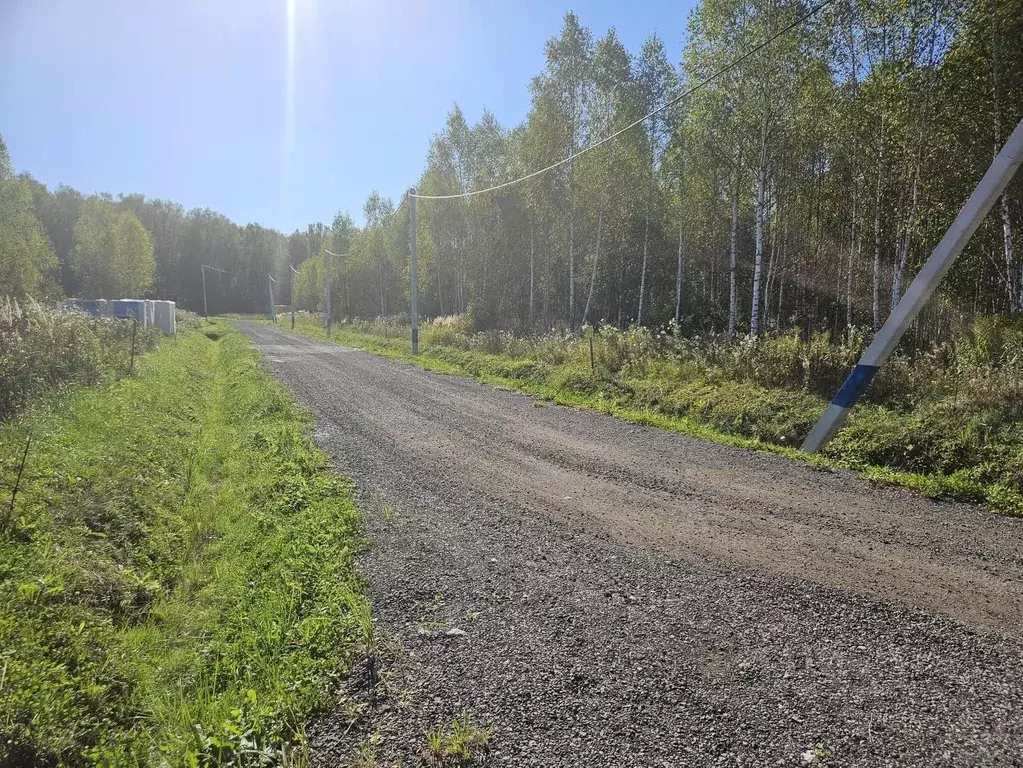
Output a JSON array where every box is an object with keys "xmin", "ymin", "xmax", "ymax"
[{"xmin": 802, "ymin": 116, "xmax": 1023, "ymax": 453}]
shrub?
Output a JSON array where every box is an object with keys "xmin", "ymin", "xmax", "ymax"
[{"xmin": 0, "ymin": 296, "xmax": 161, "ymax": 421}]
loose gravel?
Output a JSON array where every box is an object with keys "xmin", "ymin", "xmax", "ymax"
[{"xmin": 241, "ymin": 323, "xmax": 1023, "ymax": 767}]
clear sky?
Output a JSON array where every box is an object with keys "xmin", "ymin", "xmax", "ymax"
[{"xmin": 1, "ymin": 0, "xmax": 696, "ymax": 232}]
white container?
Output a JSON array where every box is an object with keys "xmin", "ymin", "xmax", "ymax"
[{"xmin": 153, "ymin": 301, "xmax": 176, "ymax": 335}]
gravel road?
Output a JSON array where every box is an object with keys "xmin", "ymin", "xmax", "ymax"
[{"xmin": 240, "ymin": 323, "xmax": 1023, "ymax": 767}]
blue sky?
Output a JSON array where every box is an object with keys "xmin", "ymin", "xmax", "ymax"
[{"xmin": 1, "ymin": 0, "xmax": 696, "ymax": 232}]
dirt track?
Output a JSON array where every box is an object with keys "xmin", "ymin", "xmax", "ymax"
[{"xmin": 242, "ymin": 323, "xmax": 1023, "ymax": 767}]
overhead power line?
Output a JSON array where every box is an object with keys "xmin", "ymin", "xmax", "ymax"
[{"xmin": 410, "ymin": 0, "xmax": 836, "ymax": 202}]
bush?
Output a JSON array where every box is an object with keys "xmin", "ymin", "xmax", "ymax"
[{"xmin": 0, "ymin": 296, "xmax": 160, "ymax": 420}]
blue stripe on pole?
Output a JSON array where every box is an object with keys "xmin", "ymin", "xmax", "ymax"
[{"xmin": 832, "ymin": 364, "xmax": 880, "ymax": 408}]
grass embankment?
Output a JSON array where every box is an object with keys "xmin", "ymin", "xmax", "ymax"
[
  {"xmin": 268, "ymin": 313, "xmax": 1023, "ymax": 516},
  {"xmin": 0, "ymin": 322, "xmax": 368, "ymax": 765}
]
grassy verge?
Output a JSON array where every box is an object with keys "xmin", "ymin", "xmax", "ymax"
[
  {"xmin": 0, "ymin": 321, "xmax": 368, "ymax": 765},
  {"xmin": 261, "ymin": 315, "xmax": 1023, "ymax": 516}
]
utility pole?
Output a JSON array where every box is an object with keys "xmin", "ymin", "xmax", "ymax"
[
  {"xmin": 324, "ymin": 247, "xmax": 332, "ymax": 337},
  {"xmin": 201, "ymin": 264, "xmax": 227, "ymax": 318},
  {"xmin": 803, "ymin": 116, "xmax": 1023, "ymax": 453},
  {"xmin": 290, "ymin": 263, "xmax": 299, "ymax": 329},
  {"xmin": 324, "ymin": 250, "xmax": 348, "ymax": 337},
  {"xmin": 268, "ymin": 273, "xmax": 278, "ymax": 324},
  {"xmin": 409, "ymin": 188, "xmax": 419, "ymax": 355}
]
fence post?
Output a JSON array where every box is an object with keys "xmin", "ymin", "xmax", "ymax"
[
  {"xmin": 802, "ymin": 116, "xmax": 1023, "ymax": 453},
  {"xmin": 130, "ymin": 319, "xmax": 138, "ymax": 374},
  {"xmin": 5, "ymin": 431, "xmax": 31, "ymax": 528}
]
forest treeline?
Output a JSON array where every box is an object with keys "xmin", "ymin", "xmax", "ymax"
[{"xmin": 1, "ymin": 0, "xmax": 1021, "ymax": 342}]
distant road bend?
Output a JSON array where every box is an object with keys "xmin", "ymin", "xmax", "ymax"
[{"xmin": 242, "ymin": 322, "xmax": 1023, "ymax": 767}]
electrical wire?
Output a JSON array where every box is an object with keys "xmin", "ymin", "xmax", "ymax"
[{"xmin": 410, "ymin": 0, "xmax": 836, "ymax": 202}]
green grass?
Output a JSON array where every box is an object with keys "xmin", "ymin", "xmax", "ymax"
[
  {"xmin": 261, "ymin": 315, "xmax": 1023, "ymax": 516},
  {"xmin": 419, "ymin": 711, "xmax": 493, "ymax": 767},
  {"xmin": 0, "ymin": 321, "xmax": 368, "ymax": 765}
]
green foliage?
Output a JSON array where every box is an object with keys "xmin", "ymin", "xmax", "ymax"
[
  {"xmin": 5, "ymin": 0, "xmax": 1023, "ymax": 328},
  {"xmin": 0, "ymin": 296, "xmax": 160, "ymax": 421},
  {"xmin": 70, "ymin": 197, "xmax": 155, "ymax": 298},
  {"xmin": 0, "ymin": 135, "xmax": 58, "ymax": 297},
  {"xmin": 0, "ymin": 324, "xmax": 367, "ymax": 764}
]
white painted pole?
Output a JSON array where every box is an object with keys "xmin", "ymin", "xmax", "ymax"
[
  {"xmin": 201, "ymin": 264, "xmax": 226, "ymax": 319},
  {"xmin": 324, "ymin": 247, "xmax": 332, "ymax": 337},
  {"xmin": 803, "ymin": 116, "xmax": 1023, "ymax": 453},
  {"xmin": 409, "ymin": 189, "xmax": 419, "ymax": 355}
]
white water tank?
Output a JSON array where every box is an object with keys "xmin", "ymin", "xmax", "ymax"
[{"xmin": 153, "ymin": 301, "xmax": 176, "ymax": 335}]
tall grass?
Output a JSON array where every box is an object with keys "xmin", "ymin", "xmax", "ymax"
[
  {"xmin": 0, "ymin": 323, "xmax": 368, "ymax": 764},
  {"xmin": 0, "ymin": 296, "xmax": 161, "ymax": 421}
]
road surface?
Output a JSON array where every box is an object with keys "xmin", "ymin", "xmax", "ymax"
[{"xmin": 241, "ymin": 322, "xmax": 1023, "ymax": 767}]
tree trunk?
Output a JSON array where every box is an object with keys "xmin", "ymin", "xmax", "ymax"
[
  {"xmin": 638, "ymin": 213, "xmax": 650, "ymax": 326},
  {"xmin": 751, "ymin": 149, "xmax": 766, "ymax": 336},
  {"xmin": 674, "ymin": 215, "xmax": 684, "ymax": 325},
  {"xmin": 529, "ymin": 223, "xmax": 535, "ymax": 328},
  {"xmin": 891, "ymin": 156, "xmax": 920, "ymax": 309},
  {"xmin": 617, "ymin": 227, "xmax": 626, "ymax": 327},
  {"xmin": 568, "ymin": 202, "xmax": 576, "ymax": 331},
  {"xmin": 729, "ymin": 163, "xmax": 739, "ymax": 340},
  {"xmin": 436, "ymin": 243, "xmax": 445, "ymax": 317},
  {"xmin": 543, "ymin": 226, "xmax": 550, "ymax": 329},
  {"xmin": 873, "ymin": 118, "xmax": 885, "ymax": 330},
  {"xmin": 990, "ymin": 0, "xmax": 1018, "ymax": 311},
  {"xmin": 584, "ymin": 209, "xmax": 603, "ymax": 325},
  {"xmin": 765, "ymin": 238, "xmax": 775, "ymax": 328},
  {"xmin": 776, "ymin": 235, "xmax": 785, "ymax": 327},
  {"xmin": 846, "ymin": 8, "xmax": 860, "ymax": 332},
  {"xmin": 847, "ymin": 187, "xmax": 858, "ymax": 331}
]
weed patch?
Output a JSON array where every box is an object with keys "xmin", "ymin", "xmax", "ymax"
[
  {"xmin": 419, "ymin": 711, "xmax": 493, "ymax": 767},
  {"xmin": 0, "ymin": 322, "xmax": 368, "ymax": 764}
]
